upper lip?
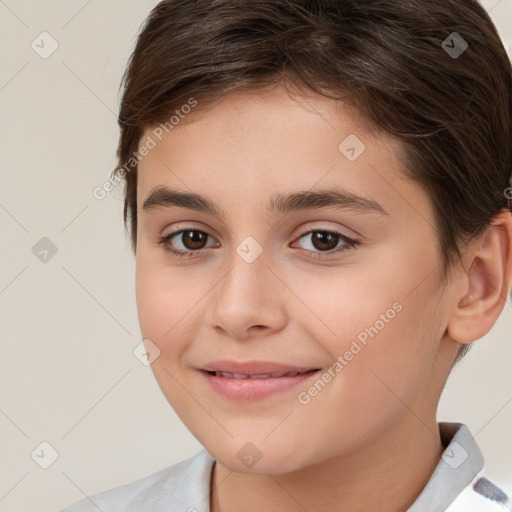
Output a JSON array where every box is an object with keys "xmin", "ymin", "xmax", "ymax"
[{"xmin": 200, "ymin": 360, "xmax": 318, "ymax": 375}]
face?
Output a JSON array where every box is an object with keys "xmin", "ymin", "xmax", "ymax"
[{"xmin": 135, "ymin": 83, "xmax": 459, "ymax": 474}]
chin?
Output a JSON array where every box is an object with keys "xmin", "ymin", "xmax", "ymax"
[{"xmin": 205, "ymin": 437, "xmax": 311, "ymax": 475}]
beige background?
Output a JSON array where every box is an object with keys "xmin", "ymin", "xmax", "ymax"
[{"xmin": 0, "ymin": 1, "xmax": 511, "ymax": 510}]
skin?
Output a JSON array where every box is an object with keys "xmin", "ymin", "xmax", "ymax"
[{"xmin": 134, "ymin": 82, "xmax": 512, "ymax": 511}]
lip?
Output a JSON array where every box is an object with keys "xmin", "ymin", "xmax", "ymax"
[
  {"xmin": 199, "ymin": 360, "xmax": 320, "ymax": 401},
  {"xmin": 201, "ymin": 360, "xmax": 317, "ymax": 375}
]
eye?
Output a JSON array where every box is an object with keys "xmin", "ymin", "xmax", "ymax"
[
  {"xmin": 156, "ymin": 227, "xmax": 359, "ymax": 260},
  {"xmin": 156, "ymin": 229, "xmax": 218, "ymax": 258},
  {"xmin": 292, "ymin": 229, "xmax": 359, "ymax": 259}
]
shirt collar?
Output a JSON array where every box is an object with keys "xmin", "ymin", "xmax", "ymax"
[
  {"xmin": 193, "ymin": 422, "xmax": 484, "ymax": 512},
  {"xmin": 408, "ymin": 422, "xmax": 485, "ymax": 511}
]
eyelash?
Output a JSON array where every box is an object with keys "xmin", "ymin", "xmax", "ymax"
[{"xmin": 156, "ymin": 228, "xmax": 359, "ymax": 260}]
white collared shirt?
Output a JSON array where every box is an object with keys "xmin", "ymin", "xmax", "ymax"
[{"xmin": 59, "ymin": 422, "xmax": 510, "ymax": 512}]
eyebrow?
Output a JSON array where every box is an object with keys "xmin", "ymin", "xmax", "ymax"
[{"xmin": 142, "ymin": 185, "xmax": 388, "ymax": 216}]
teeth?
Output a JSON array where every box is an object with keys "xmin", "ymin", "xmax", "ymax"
[{"xmin": 214, "ymin": 370, "xmax": 307, "ymax": 379}]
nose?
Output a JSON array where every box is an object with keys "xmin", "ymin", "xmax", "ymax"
[{"xmin": 207, "ymin": 250, "xmax": 288, "ymax": 341}]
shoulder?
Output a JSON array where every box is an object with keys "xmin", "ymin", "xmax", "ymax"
[
  {"xmin": 58, "ymin": 449, "xmax": 215, "ymax": 512},
  {"xmin": 446, "ymin": 475, "xmax": 511, "ymax": 511}
]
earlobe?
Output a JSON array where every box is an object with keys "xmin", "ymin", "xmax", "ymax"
[{"xmin": 447, "ymin": 211, "xmax": 512, "ymax": 345}]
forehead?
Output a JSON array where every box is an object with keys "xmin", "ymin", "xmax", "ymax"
[{"xmin": 136, "ymin": 84, "xmax": 429, "ymax": 221}]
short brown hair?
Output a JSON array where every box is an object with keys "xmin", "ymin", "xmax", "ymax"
[{"xmin": 113, "ymin": 0, "xmax": 512, "ymax": 361}]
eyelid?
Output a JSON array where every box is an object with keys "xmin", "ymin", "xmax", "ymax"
[
  {"xmin": 290, "ymin": 227, "xmax": 359, "ymax": 256},
  {"xmin": 157, "ymin": 227, "xmax": 219, "ymax": 249},
  {"xmin": 156, "ymin": 223, "xmax": 360, "ymax": 260},
  {"xmin": 295, "ymin": 220, "xmax": 362, "ymax": 239}
]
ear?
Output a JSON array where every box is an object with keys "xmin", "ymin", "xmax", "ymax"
[{"xmin": 447, "ymin": 210, "xmax": 512, "ymax": 344}]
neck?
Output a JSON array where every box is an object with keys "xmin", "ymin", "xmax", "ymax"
[{"xmin": 210, "ymin": 415, "xmax": 444, "ymax": 512}]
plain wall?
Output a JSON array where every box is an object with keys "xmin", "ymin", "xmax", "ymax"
[{"xmin": 0, "ymin": 1, "xmax": 511, "ymax": 510}]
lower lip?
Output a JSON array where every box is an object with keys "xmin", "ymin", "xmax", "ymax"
[{"xmin": 200, "ymin": 370, "xmax": 320, "ymax": 401}]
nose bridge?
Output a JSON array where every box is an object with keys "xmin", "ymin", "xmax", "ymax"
[
  {"xmin": 220, "ymin": 240, "xmax": 273, "ymax": 310},
  {"xmin": 208, "ymin": 238, "xmax": 287, "ymax": 337}
]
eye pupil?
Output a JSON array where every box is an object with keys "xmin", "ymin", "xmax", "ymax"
[
  {"xmin": 311, "ymin": 231, "xmax": 338, "ymax": 251},
  {"xmin": 183, "ymin": 230, "xmax": 207, "ymax": 250}
]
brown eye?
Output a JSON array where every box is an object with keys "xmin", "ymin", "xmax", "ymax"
[
  {"xmin": 181, "ymin": 230, "xmax": 208, "ymax": 250},
  {"xmin": 309, "ymin": 231, "xmax": 340, "ymax": 251},
  {"xmin": 156, "ymin": 229, "xmax": 218, "ymax": 258},
  {"xmin": 293, "ymin": 229, "xmax": 359, "ymax": 259}
]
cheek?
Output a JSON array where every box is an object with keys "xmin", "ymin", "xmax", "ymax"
[
  {"xmin": 135, "ymin": 257, "xmax": 203, "ymax": 357},
  {"xmin": 281, "ymin": 261, "xmax": 407, "ymax": 351},
  {"xmin": 288, "ymin": 298, "xmax": 439, "ymax": 466},
  {"xmin": 135, "ymin": 257, "xmax": 205, "ymax": 416},
  {"xmin": 288, "ymin": 255, "xmax": 441, "ymax": 405}
]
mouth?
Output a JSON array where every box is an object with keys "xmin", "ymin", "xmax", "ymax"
[
  {"xmin": 205, "ymin": 369, "xmax": 315, "ymax": 379},
  {"xmin": 199, "ymin": 361, "xmax": 321, "ymax": 401}
]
